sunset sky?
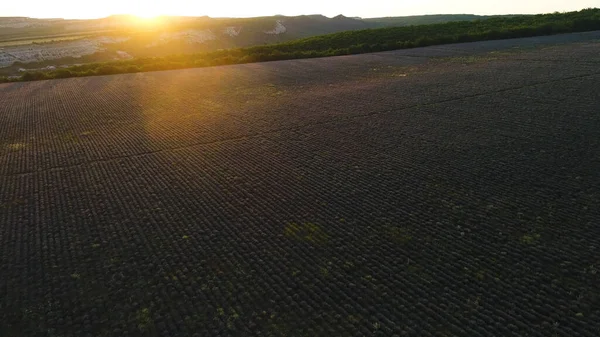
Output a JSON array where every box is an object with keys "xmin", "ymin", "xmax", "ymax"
[{"xmin": 2, "ymin": 0, "xmax": 598, "ymax": 19}]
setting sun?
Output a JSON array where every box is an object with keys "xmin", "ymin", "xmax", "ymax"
[{"xmin": 134, "ymin": 11, "xmax": 160, "ymax": 19}]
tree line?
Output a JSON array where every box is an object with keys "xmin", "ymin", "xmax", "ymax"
[{"xmin": 2, "ymin": 8, "xmax": 599, "ymax": 82}]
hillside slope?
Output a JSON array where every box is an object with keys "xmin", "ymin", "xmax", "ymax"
[
  {"xmin": 0, "ymin": 14, "xmax": 510, "ymax": 71},
  {"xmin": 4, "ymin": 8, "xmax": 599, "ymax": 82},
  {"xmin": 364, "ymin": 14, "xmax": 519, "ymax": 27}
]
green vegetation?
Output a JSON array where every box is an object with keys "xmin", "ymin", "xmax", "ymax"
[
  {"xmin": 1, "ymin": 8, "xmax": 599, "ymax": 83},
  {"xmin": 521, "ymin": 233, "xmax": 541, "ymax": 244},
  {"xmin": 364, "ymin": 14, "xmax": 516, "ymax": 27},
  {"xmin": 135, "ymin": 308, "xmax": 153, "ymax": 332},
  {"xmin": 284, "ymin": 222, "xmax": 329, "ymax": 244},
  {"xmin": 0, "ymin": 34, "xmax": 91, "ymax": 47},
  {"xmin": 387, "ymin": 226, "xmax": 413, "ymax": 244}
]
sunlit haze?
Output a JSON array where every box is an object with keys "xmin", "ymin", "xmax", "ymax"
[{"xmin": 2, "ymin": 0, "xmax": 599, "ymax": 19}]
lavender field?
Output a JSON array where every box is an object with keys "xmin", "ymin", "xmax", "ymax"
[{"xmin": 1, "ymin": 33, "xmax": 599, "ymax": 336}]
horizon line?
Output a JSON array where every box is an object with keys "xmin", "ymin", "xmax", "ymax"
[{"xmin": 0, "ymin": 11, "xmax": 549, "ymax": 21}]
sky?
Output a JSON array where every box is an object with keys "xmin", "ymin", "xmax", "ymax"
[{"xmin": 2, "ymin": 0, "xmax": 599, "ymax": 19}]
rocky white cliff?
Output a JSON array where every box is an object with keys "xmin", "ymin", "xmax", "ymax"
[{"xmin": 264, "ymin": 20, "xmax": 287, "ymax": 35}]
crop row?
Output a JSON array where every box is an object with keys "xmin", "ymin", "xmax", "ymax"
[
  {"xmin": 1, "ymin": 47, "xmax": 599, "ymax": 177},
  {"xmin": 1, "ymin": 42, "xmax": 600, "ymax": 336},
  {"xmin": 2, "ymin": 105, "xmax": 599, "ymax": 336}
]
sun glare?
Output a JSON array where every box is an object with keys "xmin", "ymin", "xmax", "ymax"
[
  {"xmin": 136, "ymin": 14, "xmax": 157, "ymax": 20},
  {"xmin": 134, "ymin": 13, "xmax": 160, "ymax": 21},
  {"xmin": 132, "ymin": 5, "xmax": 168, "ymax": 19}
]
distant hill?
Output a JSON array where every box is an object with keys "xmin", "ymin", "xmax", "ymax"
[
  {"xmin": 364, "ymin": 14, "xmax": 521, "ymax": 27},
  {"xmin": 4, "ymin": 8, "xmax": 599, "ymax": 83},
  {"xmin": 0, "ymin": 14, "xmax": 511, "ymax": 43},
  {"xmin": 0, "ymin": 13, "xmax": 525, "ymax": 73}
]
